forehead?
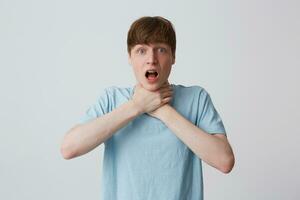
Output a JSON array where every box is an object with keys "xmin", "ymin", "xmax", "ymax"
[{"xmin": 132, "ymin": 43, "xmax": 170, "ymax": 49}]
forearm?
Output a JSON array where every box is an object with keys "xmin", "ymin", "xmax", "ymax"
[
  {"xmin": 61, "ymin": 100, "xmax": 141, "ymax": 159},
  {"xmin": 159, "ymin": 106, "xmax": 234, "ymax": 173}
]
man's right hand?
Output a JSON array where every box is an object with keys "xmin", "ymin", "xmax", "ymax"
[{"xmin": 131, "ymin": 82, "xmax": 173, "ymax": 114}]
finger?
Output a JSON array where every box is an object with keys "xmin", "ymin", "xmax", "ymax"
[
  {"xmin": 161, "ymin": 81, "xmax": 171, "ymax": 88},
  {"xmin": 164, "ymin": 80, "xmax": 170, "ymax": 85},
  {"xmin": 160, "ymin": 82, "xmax": 172, "ymax": 89},
  {"xmin": 162, "ymin": 96, "xmax": 172, "ymax": 104},
  {"xmin": 159, "ymin": 86, "xmax": 173, "ymax": 93},
  {"xmin": 162, "ymin": 93, "xmax": 172, "ymax": 100},
  {"xmin": 161, "ymin": 90, "xmax": 173, "ymax": 98},
  {"xmin": 160, "ymin": 91, "xmax": 173, "ymax": 99}
]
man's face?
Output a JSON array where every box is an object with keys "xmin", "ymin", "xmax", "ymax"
[{"xmin": 128, "ymin": 43, "xmax": 175, "ymax": 91}]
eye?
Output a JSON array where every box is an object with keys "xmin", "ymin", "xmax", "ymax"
[
  {"xmin": 157, "ymin": 47, "xmax": 167, "ymax": 53},
  {"xmin": 137, "ymin": 48, "xmax": 146, "ymax": 54}
]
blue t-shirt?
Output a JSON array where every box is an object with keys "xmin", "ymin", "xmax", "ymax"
[{"xmin": 78, "ymin": 84, "xmax": 226, "ymax": 200}]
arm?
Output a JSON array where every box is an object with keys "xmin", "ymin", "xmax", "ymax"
[
  {"xmin": 60, "ymin": 82, "xmax": 173, "ymax": 160},
  {"xmin": 149, "ymin": 105, "xmax": 235, "ymax": 174},
  {"xmin": 60, "ymin": 100, "xmax": 141, "ymax": 160}
]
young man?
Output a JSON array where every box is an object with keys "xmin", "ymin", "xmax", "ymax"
[{"xmin": 61, "ymin": 16, "xmax": 235, "ymax": 200}]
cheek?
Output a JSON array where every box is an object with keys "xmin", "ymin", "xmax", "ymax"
[
  {"xmin": 132, "ymin": 60, "xmax": 144, "ymax": 72},
  {"xmin": 161, "ymin": 60, "xmax": 173, "ymax": 70},
  {"xmin": 132, "ymin": 65, "xmax": 143, "ymax": 78},
  {"xmin": 164, "ymin": 68, "xmax": 172, "ymax": 77}
]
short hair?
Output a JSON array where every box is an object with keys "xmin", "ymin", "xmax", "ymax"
[{"xmin": 127, "ymin": 16, "xmax": 176, "ymax": 58}]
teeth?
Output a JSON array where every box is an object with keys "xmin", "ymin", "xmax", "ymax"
[{"xmin": 147, "ymin": 70, "xmax": 157, "ymax": 73}]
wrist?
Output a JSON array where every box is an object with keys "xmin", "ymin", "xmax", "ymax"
[
  {"xmin": 158, "ymin": 104, "xmax": 174, "ymax": 121},
  {"xmin": 128, "ymin": 100, "xmax": 144, "ymax": 116}
]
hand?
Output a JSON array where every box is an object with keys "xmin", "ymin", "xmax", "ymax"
[
  {"xmin": 147, "ymin": 103, "xmax": 172, "ymax": 120},
  {"xmin": 131, "ymin": 81, "xmax": 173, "ymax": 115}
]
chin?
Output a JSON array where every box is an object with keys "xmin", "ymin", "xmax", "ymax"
[
  {"xmin": 142, "ymin": 82, "xmax": 161, "ymax": 91},
  {"xmin": 143, "ymin": 85, "xmax": 157, "ymax": 91}
]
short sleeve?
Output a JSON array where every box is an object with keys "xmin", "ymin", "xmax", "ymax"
[
  {"xmin": 196, "ymin": 89, "xmax": 227, "ymax": 135},
  {"xmin": 78, "ymin": 88, "xmax": 110, "ymax": 124}
]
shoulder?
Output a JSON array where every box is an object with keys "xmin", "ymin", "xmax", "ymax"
[
  {"xmin": 99, "ymin": 85, "xmax": 131, "ymax": 96},
  {"xmin": 173, "ymin": 84, "xmax": 210, "ymax": 97},
  {"xmin": 98, "ymin": 85, "xmax": 133, "ymax": 104}
]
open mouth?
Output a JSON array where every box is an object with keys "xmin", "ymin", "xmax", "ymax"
[{"xmin": 145, "ymin": 70, "xmax": 159, "ymax": 79}]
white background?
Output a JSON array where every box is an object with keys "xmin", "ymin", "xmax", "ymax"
[{"xmin": 1, "ymin": 0, "xmax": 299, "ymax": 199}]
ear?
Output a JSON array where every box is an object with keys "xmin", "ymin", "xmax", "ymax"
[
  {"xmin": 171, "ymin": 56, "xmax": 175, "ymax": 65},
  {"xmin": 128, "ymin": 53, "xmax": 132, "ymax": 65}
]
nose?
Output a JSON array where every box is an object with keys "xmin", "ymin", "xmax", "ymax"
[{"xmin": 146, "ymin": 50, "xmax": 157, "ymax": 65}]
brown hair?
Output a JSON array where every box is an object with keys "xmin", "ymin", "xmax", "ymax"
[{"xmin": 127, "ymin": 16, "xmax": 176, "ymax": 58}]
